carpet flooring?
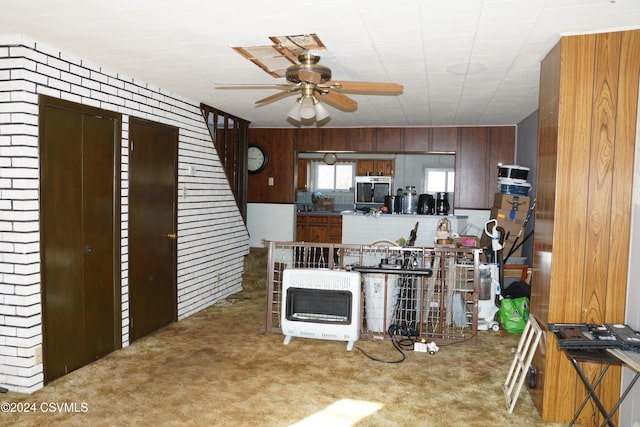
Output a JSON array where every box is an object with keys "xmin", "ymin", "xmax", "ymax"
[{"xmin": 1, "ymin": 251, "xmax": 566, "ymax": 427}]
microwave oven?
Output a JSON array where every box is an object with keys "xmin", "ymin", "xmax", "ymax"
[{"xmin": 354, "ymin": 176, "xmax": 393, "ymax": 204}]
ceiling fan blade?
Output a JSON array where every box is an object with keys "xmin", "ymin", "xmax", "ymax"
[
  {"xmin": 325, "ymin": 81, "xmax": 403, "ymax": 94},
  {"xmin": 298, "ymin": 69, "xmax": 322, "ymax": 84},
  {"xmin": 317, "ymin": 90, "xmax": 358, "ymax": 112},
  {"xmin": 255, "ymin": 88, "xmax": 300, "ymax": 106}
]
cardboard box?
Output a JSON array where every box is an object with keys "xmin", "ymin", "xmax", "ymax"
[
  {"xmin": 493, "ymin": 193, "xmax": 531, "ymax": 211},
  {"xmin": 480, "ymin": 208, "xmax": 526, "ymax": 256},
  {"xmin": 491, "ymin": 207, "xmax": 527, "ymax": 222}
]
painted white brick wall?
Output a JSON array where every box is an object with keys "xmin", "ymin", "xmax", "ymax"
[{"xmin": 0, "ymin": 36, "xmax": 249, "ymax": 393}]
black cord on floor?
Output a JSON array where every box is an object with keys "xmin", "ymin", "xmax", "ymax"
[{"xmin": 355, "ymin": 324, "xmax": 418, "ymax": 363}]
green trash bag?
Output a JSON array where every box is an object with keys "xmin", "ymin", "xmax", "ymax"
[{"xmin": 499, "ymin": 297, "xmax": 530, "ymax": 334}]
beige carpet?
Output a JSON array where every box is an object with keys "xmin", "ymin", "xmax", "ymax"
[{"xmin": 2, "ymin": 251, "xmax": 565, "ymax": 427}]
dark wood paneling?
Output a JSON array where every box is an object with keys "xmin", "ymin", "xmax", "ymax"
[
  {"xmin": 375, "ymin": 128, "xmax": 402, "ymax": 151},
  {"xmin": 489, "ymin": 126, "xmax": 517, "ymax": 206},
  {"xmin": 403, "ymin": 127, "xmax": 429, "ymax": 151},
  {"xmin": 320, "ymin": 128, "xmax": 347, "ymax": 151},
  {"xmin": 249, "ymin": 126, "xmax": 515, "ymax": 209},
  {"xmin": 296, "ymin": 128, "xmax": 322, "ymax": 151},
  {"xmin": 248, "ymin": 128, "xmax": 296, "ymax": 203},
  {"xmin": 430, "ymin": 127, "xmax": 458, "ymax": 152},
  {"xmin": 347, "ymin": 128, "xmax": 375, "ymax": 151},
  {"xmin": 455, "ymin": 127, "xmax": 488, "ymax": 209}
]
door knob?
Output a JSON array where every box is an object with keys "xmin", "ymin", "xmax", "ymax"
[
  {"xmin": 83, "ymin": 245, "xmax": 92, "ymax": 254},
  {"xmin": 163, "ymin": 232, "xmax": 177, "ymax": 239}
]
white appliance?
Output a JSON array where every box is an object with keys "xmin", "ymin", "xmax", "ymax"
[
  {"xmin": 478, "ymin": 263, "xmax": 501, "ymax": 331},
  {"xmin": 354, "ymin": 176, "xmax": 393, "ymax": 205},
  {"xmin": 281, "ymin": 269, "xmax": 361, "ymax": 351}
]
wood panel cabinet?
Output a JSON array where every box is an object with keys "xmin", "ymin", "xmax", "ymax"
[
  {"xmin": 346, "ymin": 128, "xmax": 375, "ymax": 151},
  {"xmin": 296, "ymin": 214, "xmax": 343, "ymax": 243},
  {"xmin": 455, "ymin": 127, "xmax": 489, "ymax": 209},
  {"xmin": 375, "ymin": 128, "xmax": 402, "ymax": 151},
  {"xmin": 430, "ymin": 127, "xmax": 458, "ymax": 152},
  {"xmin": 403, "ymin": 127, "xmax": 457, "ymax": 152},
  {"xmin": 454, "ymin": 126, "xmax": 517, "ymax": 209},
  {"xmin": 356, "ymin": 159, "xmax": 394, "ymax": 176},
  {"xmin": 403, "ymin": 128, "xmax": 429, "ymax": 152},
  {"xmin": 530, "ymin": 30, "xmax": 639, "ymax": 426}
]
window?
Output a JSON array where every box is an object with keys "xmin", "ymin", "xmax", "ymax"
[
  {"xmin": 315, "ymin": 162, "xmax": 354, "ymax": 191},
  {"xmin": 425, "ymin": 169, "xmax": 455, "ymax": 193}
]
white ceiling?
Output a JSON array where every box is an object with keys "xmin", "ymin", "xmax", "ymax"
[{"xmin": 1, "ymin": 0, "xmax": 639, "ymax": 128}]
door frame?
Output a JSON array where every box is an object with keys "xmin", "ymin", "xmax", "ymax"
[{"xmin": 38, "ymin": 95, "xmax": 122, "ymax": 382}]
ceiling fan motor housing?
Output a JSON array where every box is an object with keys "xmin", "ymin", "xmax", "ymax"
[{"xmin": 286, "ymin": 53, "xmax": 331, "ymax": 83}]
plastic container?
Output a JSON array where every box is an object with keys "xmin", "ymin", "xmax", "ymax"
[
  {"xmin": 497, "ymin": 164, "xmax": 530, "ymax": 182},
  {"xmin": 364, "ymin": 274, "xmax": 399, "ymax": 333},
  {"xmin": 498, "ymin": 178, "xmax": 531, "ymax": 196}
]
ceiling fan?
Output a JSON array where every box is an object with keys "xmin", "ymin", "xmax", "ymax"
[{"xmin": 217, "ymin": 51, "xmax": 404, "ymax": 123}]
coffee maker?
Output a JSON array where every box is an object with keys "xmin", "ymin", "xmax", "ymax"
[
  {"xmin": 436, "ymin": 192, "xmax": 450, "ymax": 215},
  {"xmin": 417, "ymin": 194, "xmax": 435, "ymax": 214}
]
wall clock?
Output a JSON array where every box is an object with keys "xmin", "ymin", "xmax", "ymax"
[
  {"xmin": 247, "ymin": 144, "xmax": 268, "ymax": 174},
  {"xmin": 323, "ymin": 152, "xmax": 337, "ymax": 165}
]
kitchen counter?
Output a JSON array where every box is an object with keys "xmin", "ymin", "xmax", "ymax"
[
  {"xmin": 296, "ymin": 211, "xmax": 342, "ymax": 216},
  {"xmin": 341, "ymin": 213, "xmax": 468, "ymax": 247}
]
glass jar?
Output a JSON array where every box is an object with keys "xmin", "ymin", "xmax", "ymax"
[{"xmin": 402, "ymin": 185, "xmax": 418, "ymax": 214}]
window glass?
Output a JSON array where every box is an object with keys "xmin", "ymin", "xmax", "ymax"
[
  {"xmin": 425, "ymin": 169, "xmax": 455, "ymax": 193},
  {"xmin": 315, "ymin": 163, "xmax": 354, "ymax": 191}
]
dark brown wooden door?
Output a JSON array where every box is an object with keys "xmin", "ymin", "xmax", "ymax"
[
  {"xmin": 128, "ymin": 118, "xmax": 178, "ymax": 342},
  {"xmin": 40, "ymin": 96, "xmax": 121, "ymax": 384}
]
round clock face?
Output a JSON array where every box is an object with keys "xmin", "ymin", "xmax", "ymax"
[
  {"xmin": 323, "ymin": 153, "xmax": 337, "ymax": 165},
  {"xmin": 247, "ymin": 144, "xmax": 267, "ymax": 174}
]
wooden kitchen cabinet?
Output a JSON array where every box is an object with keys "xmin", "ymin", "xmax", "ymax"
[
  {"xmin": 296, "ymin": 214, "xmax": 342, "ymax": 243},
  {"xmin": 375, "ymin": 128, "xmax": 402, "ymax": 151},
  {"xmin": 454, "ymin": 126, "xmax": 516, "ymax": 209},
  {"xmin": 455, "ymin": 127, "xmax": 488, "ymax": 209},
  {"xmin": 356, "ymin": 159, "xmax": 394, "ymax": 176}
]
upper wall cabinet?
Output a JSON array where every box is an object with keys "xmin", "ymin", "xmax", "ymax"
[
  {"xmin": 249, "ymin": 126, "xmax": 516, "ymax": 209},
  {"xmin": 455, "ymin": 126, "xmax": 515, "ymax": 209}
]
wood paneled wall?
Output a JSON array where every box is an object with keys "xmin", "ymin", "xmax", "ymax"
[
  {"xmin": 531, "ymin": 30, "xmax": 640, "ymax": 425},
  {"xmin": 247, "ymin": 126, "xmax": 515, "ymax": 210}
]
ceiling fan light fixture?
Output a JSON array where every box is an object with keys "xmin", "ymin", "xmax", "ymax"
[
  {"xmin": 287, "ymin": 98, "xmax": 303, "ymax": 121},
  {"xmin": 299, "ymin": 96, "xmax": 316, "ymax": 120},
  {"xmin": 313, "ymin": 99, "xmax": 330, "ymax": 121}
]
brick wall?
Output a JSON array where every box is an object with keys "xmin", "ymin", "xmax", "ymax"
[{"xmin": 0, "ymin": 36, "xmax": 249, "ymax": 393}]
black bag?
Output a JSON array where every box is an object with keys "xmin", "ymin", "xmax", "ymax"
[{"xmin": 502, "ymin": 280, "xmax": 530, "ymax": 299}]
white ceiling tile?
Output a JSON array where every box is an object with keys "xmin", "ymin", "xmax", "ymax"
[{"xmin": 0, "ymin": 0, "xmax": 637, "ymax": 127}]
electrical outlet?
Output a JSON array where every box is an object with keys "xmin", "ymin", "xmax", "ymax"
[
  {"xmin": 34, "ymin": 346, "xmax": 43, "ymax": 365},
  {"xmin": 268, "ymin": 177, "xmax": 274, "ymax": 186}
]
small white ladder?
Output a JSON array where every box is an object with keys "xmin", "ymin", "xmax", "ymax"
[{"xmin": 504, "ymin": 314, "xmax": 543, "ymax": 413}]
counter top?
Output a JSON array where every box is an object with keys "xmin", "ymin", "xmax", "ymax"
[
  {"xmin": 296, "ymin": 211, "xmax": 342, "ymax": 216},
  {"xmin": 341, "ymin": 214, "xmax": 468, "ymax": 247},
  {"xmin": 342, "ymin": 212, "xmax": 468, "ymax": 219}
]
